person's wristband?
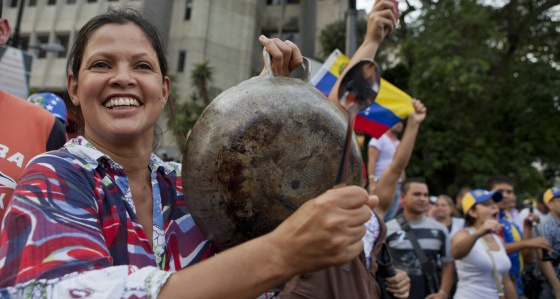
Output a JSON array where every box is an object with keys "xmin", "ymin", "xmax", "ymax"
[
  {"xmin": 368, "ymin": 175, "xmax": 378, "ymax": 182},
  {"xmin": 467, "ymin": 229, "xmax": 479, "ymax": 239},
  {"xmin": 438, "ymin": 289, "xmax": 448, "ymax": 298}
]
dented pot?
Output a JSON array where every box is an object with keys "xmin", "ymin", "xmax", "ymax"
[{"xmin": 183, "ymin": 49, "xmax": 363, "ymax": 252}]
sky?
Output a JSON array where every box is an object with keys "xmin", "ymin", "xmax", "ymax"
[{"xmin": 356, "ymin": 0, "xmax": 376, "ymax": 12}]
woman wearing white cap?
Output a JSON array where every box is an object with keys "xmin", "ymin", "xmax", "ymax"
[{"xmin": 451, "ymin": 189, "xmax": 518, "ymax": 299}]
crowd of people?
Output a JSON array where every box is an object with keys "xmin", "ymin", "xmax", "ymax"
[{"xmin": 0, "ymin": 0, "xmax": 559, "ymax": 298}]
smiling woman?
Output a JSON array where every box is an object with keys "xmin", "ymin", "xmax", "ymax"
[
  {"xmin": 68, "ymin": 22, "xmax": 169, "ymax": 152},
  {"xmin": 0, "ymin": 6, "xmax": 378, "ymax": 299}
]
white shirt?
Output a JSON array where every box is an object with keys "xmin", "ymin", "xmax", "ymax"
[
  {"xmin": 454, "ymin": 233, "xmax": 511, "ymax": 299},
  {"xmin": 449, "ymin": 217, "xmax": 465, "ymax": 238},
  {"xmin": 368, "ymin": 133, "xmax": 400, "ymax": 179}
]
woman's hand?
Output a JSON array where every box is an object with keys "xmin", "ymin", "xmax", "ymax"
[
  {"xmin": 408, "ymin": 99, "xmax": 427, "ymax": 124},
  {"xmin": 364, "ymin": 0, "xmax": 401, "ymax": 45},
  {"xmin": 265, "ymin": 186, "xmax": 378, "ymax": 276},
  {"xmin": 259, "ymin": 35, "xmax": 303, "ymax": 77},
  {"xmin": 477, "ymin": 219, "xmax": 503, "ymax": 236}
]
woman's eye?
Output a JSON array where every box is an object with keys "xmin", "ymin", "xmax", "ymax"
[
  {"xmin": 137, "ymin": 63, "xmax": 153, "ymax": 70},
  {"xmin": 91, "ymin": 62, "xmax": 109, "ymax": 69}
]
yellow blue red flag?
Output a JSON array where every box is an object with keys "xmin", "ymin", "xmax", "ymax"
[{"xmin": 311, "ymin": 50, "xmax": 414, "ymax": 138}]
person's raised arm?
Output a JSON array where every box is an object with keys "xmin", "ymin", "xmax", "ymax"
[
  {"xmin": 373, "ymin": 99, "xmax": 426, "ymax": 218},
  {"xmin": 367, "ymin": 144, "xmax": 381, "ymax": 194},
  {"xmin": 451, "ymin": 219, "xmax": 502, "ymax": 259},
  {"xmin": 521, "ymin": 213, "xmax": 539, "ymax": 263},
  {"xmin": 328, "ymin": 0, "xmax": 399, "ymax": 111}
]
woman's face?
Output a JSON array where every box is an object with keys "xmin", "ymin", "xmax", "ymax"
[
  {"xmin": 471, "ymin": 199, "xmax": 500, "ymax": 223},
  {"xmin": 434, "ymin": 198, "xmax": 451, "ymax": 219},
  {"xmin": 67, "ymin": 22, "xmax": 170, "ymax": 145}
]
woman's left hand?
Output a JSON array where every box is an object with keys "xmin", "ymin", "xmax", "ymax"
[
  {"xmin": 385, "ymin": 268, "xmax": 410, "ymax": 298},
  {"xmin": 259, "ymin": 35, "xmax": 303, "ymax": 77}
]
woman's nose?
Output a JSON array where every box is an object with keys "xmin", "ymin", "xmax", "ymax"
[{"xmin": 110, "ymin": 66, "xmax": 136, "ymax": 87}]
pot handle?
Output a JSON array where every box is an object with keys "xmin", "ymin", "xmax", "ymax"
[{"xmin": 261, "ymin": 48, "xmax": 311, "ymax": 83}]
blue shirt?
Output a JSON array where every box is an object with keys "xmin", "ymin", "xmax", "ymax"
[{"xmin": 499, "ymin": 210, "xmax": 524, "ymax": 295}]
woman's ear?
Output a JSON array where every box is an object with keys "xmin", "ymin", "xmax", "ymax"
[
  {"xmin": 67, "ymin": 74, "xmax": 79, "ymax": 106},
  {"xmin": 162, "ymin": 76, "xmax": 170, "ymax": 107},
  {"xmin": 0, "ymin": 19, "xmax": 12, "ymax": 46},
  {"xmin": 467, "ymin": 207, "xmax": 478, "ymax": 219}
]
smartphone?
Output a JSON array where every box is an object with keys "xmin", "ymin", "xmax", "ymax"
[{"xmin": 388, "ymin": 0, "xmax": 400, "ymax": 23}]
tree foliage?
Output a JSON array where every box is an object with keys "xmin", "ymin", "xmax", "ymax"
[
  {"xmin": 166, "ymin": 61, "xmax": 213, "ymax": 152},
  {"xmin": 321, "ymin": 0, "xmax": 560, "ymax": 198},
  {"xmin": 191, "ymin": 61, "xmax": 214, "ymax": 105},
  {"xmin": 317, "ymin": 19, "xmax": 368, "ymax": 60}
]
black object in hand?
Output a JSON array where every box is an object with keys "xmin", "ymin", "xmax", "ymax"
[{"xmin": 377, "ymin": 243, "xmax": 396, "ymax": 299}]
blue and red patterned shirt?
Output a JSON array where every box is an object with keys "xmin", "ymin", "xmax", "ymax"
[{"xmin": 0, "ymin": 137, "xmax": 212, "ymax": 297}]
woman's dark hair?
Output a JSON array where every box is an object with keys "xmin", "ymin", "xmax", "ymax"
[
  {"xmin": 465, "ymin": 205, "xmax": 477, "ymax": 226},
  {"xmin": 65, "ymin": 7, "xmax": 167, "ymax": 148},
  {"xmin": 67, "ymin": 6, "xmax": 168, "ymax": 80}
]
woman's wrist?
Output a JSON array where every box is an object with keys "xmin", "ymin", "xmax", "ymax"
[
  {"xmin": 468, "ymin": 228, "xmax": 480, "ymax": 239},
  {"xmin": 438, "ymin": 289, "xmax": 448, "ymax": 298}
]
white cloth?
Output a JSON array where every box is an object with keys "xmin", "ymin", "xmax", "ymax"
[
  {"xmin": 504, "ymin": 208, "xmax": 520, "ymax": 227},
  {"xmin": 454, "ymin": 233, "xmax": 511, "ymax": 299},
  {"xmin": 368, "ymin": 134, "xmax": 400, "ymax": 179},
  {"xmin": 449, "ymin": 217, "xmax": 465, "ymax": 238},
  {"xmin": 363, "ymin": 211, "xmax": 381, "ymax": 267},
  {"xmin": 0, "ymin": 266, "xmax": 169, "ymax": 299}
]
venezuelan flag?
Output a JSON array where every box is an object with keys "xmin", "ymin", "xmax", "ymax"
[{"xmin": 311, "ymin": 50, "xmax": 414, "ymax": 139}]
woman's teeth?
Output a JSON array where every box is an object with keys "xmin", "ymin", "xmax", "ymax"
[{"xmin": 104, "ymin": 98, "xmax": 140, "ymax": 108}]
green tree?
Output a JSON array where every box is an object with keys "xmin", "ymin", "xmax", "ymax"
[
  {"xmin": 318, "ymin": 0, "xmax": 560, "ymax": 197},
  {"xmin": 399, "ymin": 0, "xmax": 560, "ymax": 197},
  {"xmin": 166, "ymin": 60, "xmax": 214, "ymax": 152},
  {"xmin": 191, "ymin": 60, "xmax": 214, "ymax": 105},
  {"xmin": 317, "ymin": 19, "xmax": 367, "ymax": 60}
]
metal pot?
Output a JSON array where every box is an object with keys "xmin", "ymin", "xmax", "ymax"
[{"xmin": 183, "ymin": 49, "xmax": 363, "ymax": 252}]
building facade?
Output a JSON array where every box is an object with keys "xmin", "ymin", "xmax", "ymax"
[{"xmin": 2, "ymin": 0, "xmax": 350, "ymax": 157}]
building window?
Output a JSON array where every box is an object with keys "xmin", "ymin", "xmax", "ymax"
[
  {"xmin": 184, "ymin": 0, "xmax": 192, "ymax": 20},
  {"xmin": 36, "ymin": 35, "xmax": 49, "ymax": 58},
  {"xmin": 177, "ymin": 51, "xmax": 186, "ymax": 73},
  {"xmin": 20, "ymin": 36, "xmax": 30, "ymax": 51},
  {"xmin": 9, "ymin": 0, "xmax": 18, "ymax": 8},
  {"xmin": 48, "ymin": 0, "xmax": 56, "ymax": 5},
  {"xmin": 29, "ymin": 0, "xmax": 37, "ymax": 7},
  {"xmin": 67, "ymin": 0, "xmax": 76, "ymax": 3},
  {"xmin": 56, "ymin": 34, "xmax": 70, "ymax": 58},
  {"xmin": 87, "ymin": 0, "xmax": 97, "ymax": 2}
]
